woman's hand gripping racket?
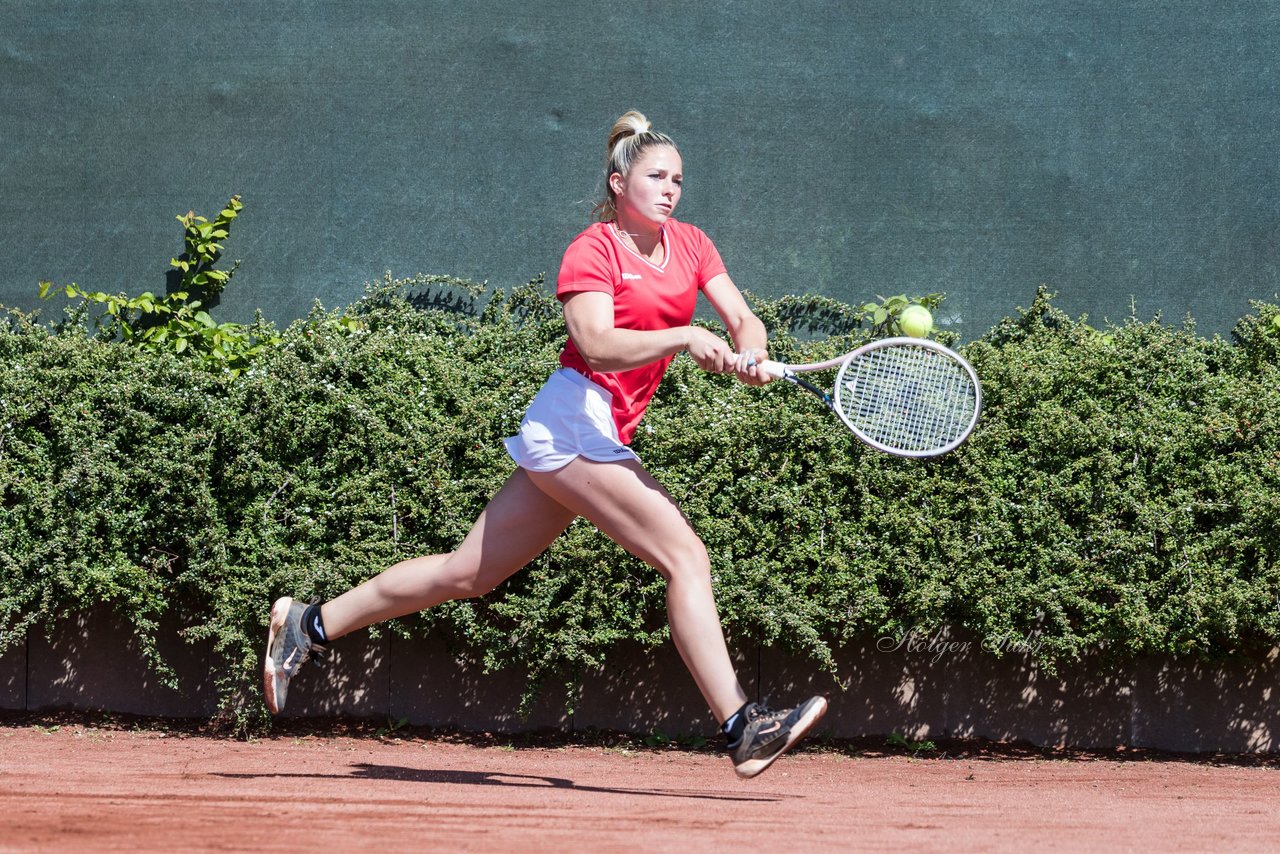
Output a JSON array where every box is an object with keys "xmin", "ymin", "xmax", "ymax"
[{"xmin": 748, "ymin": 337, "xmax": 982, "ymax": 457}]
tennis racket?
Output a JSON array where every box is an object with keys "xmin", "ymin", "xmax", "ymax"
[{"xmin": 750, "ymin": 337, "xmax": 982, "ymax": 457}]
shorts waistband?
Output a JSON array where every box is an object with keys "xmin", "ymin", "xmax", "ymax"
[{"xmin": 555, "ymin": 366, "xmax": 610, "ymax": 398}]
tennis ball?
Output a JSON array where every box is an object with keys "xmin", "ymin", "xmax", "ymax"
[{"xmin": 898, "ymin": 304, "xmax": 933, "ymax": 338}]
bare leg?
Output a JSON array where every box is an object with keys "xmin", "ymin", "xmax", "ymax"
[
  {"xmin": 528, "ymin": 457, "xmax": 748, "ymax": 724},
  {"xmin": 319, "ymin": 469, "xmax": 575, "ymax": 639}
]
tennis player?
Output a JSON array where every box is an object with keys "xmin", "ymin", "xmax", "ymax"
[{"xmin": 264, "ymin": 110, "xmax": 827, "ymax": 779}]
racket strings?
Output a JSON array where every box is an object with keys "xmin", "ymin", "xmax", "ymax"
[{"xmin": 838, "ymin": 345, "xmax": 977, "ymax": 453}]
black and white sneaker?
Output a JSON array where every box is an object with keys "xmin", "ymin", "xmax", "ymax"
[
  {"xmin": 728, "ymin": 696, "xmax": 828, "ymax": 779},
  {"xmin": 262, "ymin": 596, "xmax": 326, "ymax": 714}
]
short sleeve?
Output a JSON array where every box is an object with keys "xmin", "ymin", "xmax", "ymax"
[
  {"xmin": 556, "ymin": 228, "xmax": 615, "ymax": 301},
  {"xmin": 690, "ymin": 226, "xmax": 727, "ymax": 288}
]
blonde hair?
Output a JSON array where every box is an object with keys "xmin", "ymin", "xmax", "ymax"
[{"xmin": 592, "ymin": 110, "xmax": 679, "ymax": 222}]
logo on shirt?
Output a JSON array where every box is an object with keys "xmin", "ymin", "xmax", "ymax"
[{"xmin": 621, "ymin": 272, "xmax": 643, "ymax": 280}]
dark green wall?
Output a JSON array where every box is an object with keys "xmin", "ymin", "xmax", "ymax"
[{"xmin": 3, "ymin": 2, "xmax": 1277, "ymax": 338}]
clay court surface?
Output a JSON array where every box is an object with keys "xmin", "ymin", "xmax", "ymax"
[{"xmin": 3, "ymin": 715, "xmax": 1279, "ymax": 852}]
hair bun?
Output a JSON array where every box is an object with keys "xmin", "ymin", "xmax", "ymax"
[{"xmin": 626, "ymin": 112, "xmax": 651, "ymax": 135}]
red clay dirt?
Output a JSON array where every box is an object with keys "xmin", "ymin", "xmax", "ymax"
[{"xmin": 3, "ymin": 716, "xmax": 1279, "ymax": 852}]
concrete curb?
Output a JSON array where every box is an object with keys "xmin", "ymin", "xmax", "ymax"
[{"xmin": 4, "ymin": 608, "xmax": 1277, "ymax": 752}]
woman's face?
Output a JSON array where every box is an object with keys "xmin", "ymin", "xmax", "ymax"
[{"xmin": 611, "ymin": 144, "xmax": 683, "ymax": 228}]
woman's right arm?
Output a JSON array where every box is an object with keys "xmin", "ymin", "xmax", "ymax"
[{"xmin": 562, "ymin": 291, "xmax": 737, "ymax": 373}]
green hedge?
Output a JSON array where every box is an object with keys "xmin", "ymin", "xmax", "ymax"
[{"xmin": 4, "ymin": 278, "xmax": 1280, "ymax": 728}]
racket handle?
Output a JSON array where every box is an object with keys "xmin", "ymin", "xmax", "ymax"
[
  {"xmin": 739, "ymin": 351, "xmax": 787, "ymax": 377},
  {"xmin": 732, "ymin": 350, "xmax": 788, "ymax": 376},
  {"xmin": 755, "ymin": 359, "xmax": 786, "ymax": 378}
]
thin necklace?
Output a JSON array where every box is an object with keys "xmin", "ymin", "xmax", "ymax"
[{"xmin": 615, "ymin": 223, "xmax": 661, "ymax": 241}]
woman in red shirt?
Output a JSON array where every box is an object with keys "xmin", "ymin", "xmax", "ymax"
[{"xmin": 265, "ymin": 111, "xmax": 826, "ymax": 779}]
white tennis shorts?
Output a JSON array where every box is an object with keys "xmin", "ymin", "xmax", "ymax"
[{"xmin": 504, "ymin": 368, "xmax": 641, "ymax": 472}]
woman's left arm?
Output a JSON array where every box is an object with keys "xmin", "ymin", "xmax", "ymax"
[{"xmin": 702, "ymin": 273, "xmax": 773, "ymax": 386}]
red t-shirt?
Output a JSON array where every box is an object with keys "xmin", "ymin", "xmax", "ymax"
[{"xmin": 557, "ymin": 219, "xmax": 727, "ymax": 443}]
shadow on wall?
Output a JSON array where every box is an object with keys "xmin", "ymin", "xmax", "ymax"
[
  {"xmin": 1136, "ymin": 655, "xmax": 1278, "ymax": 753},
  {"xmin": 20, "ymin": 607, "xmax": 219, "ymax": 717},
  {"xmin": 3, "ymin": 607, "xmax": 1277, "ymax": 752},
  {"xmin": 760, "ymin": 627, "xmax": 1279, "ymax": 753}
]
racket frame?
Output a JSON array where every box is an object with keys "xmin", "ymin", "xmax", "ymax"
[{"xmin": 757, "ymin": 337, "xmax": 982, "ymax": 458}]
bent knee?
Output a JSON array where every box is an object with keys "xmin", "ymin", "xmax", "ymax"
[
  {"xmin": 436, "ymin": 566, "xmax": 503, "ymax": 600},
  {"xmin": 654, "ymin": 542, "xmax": 712, "ymax": 585}
]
